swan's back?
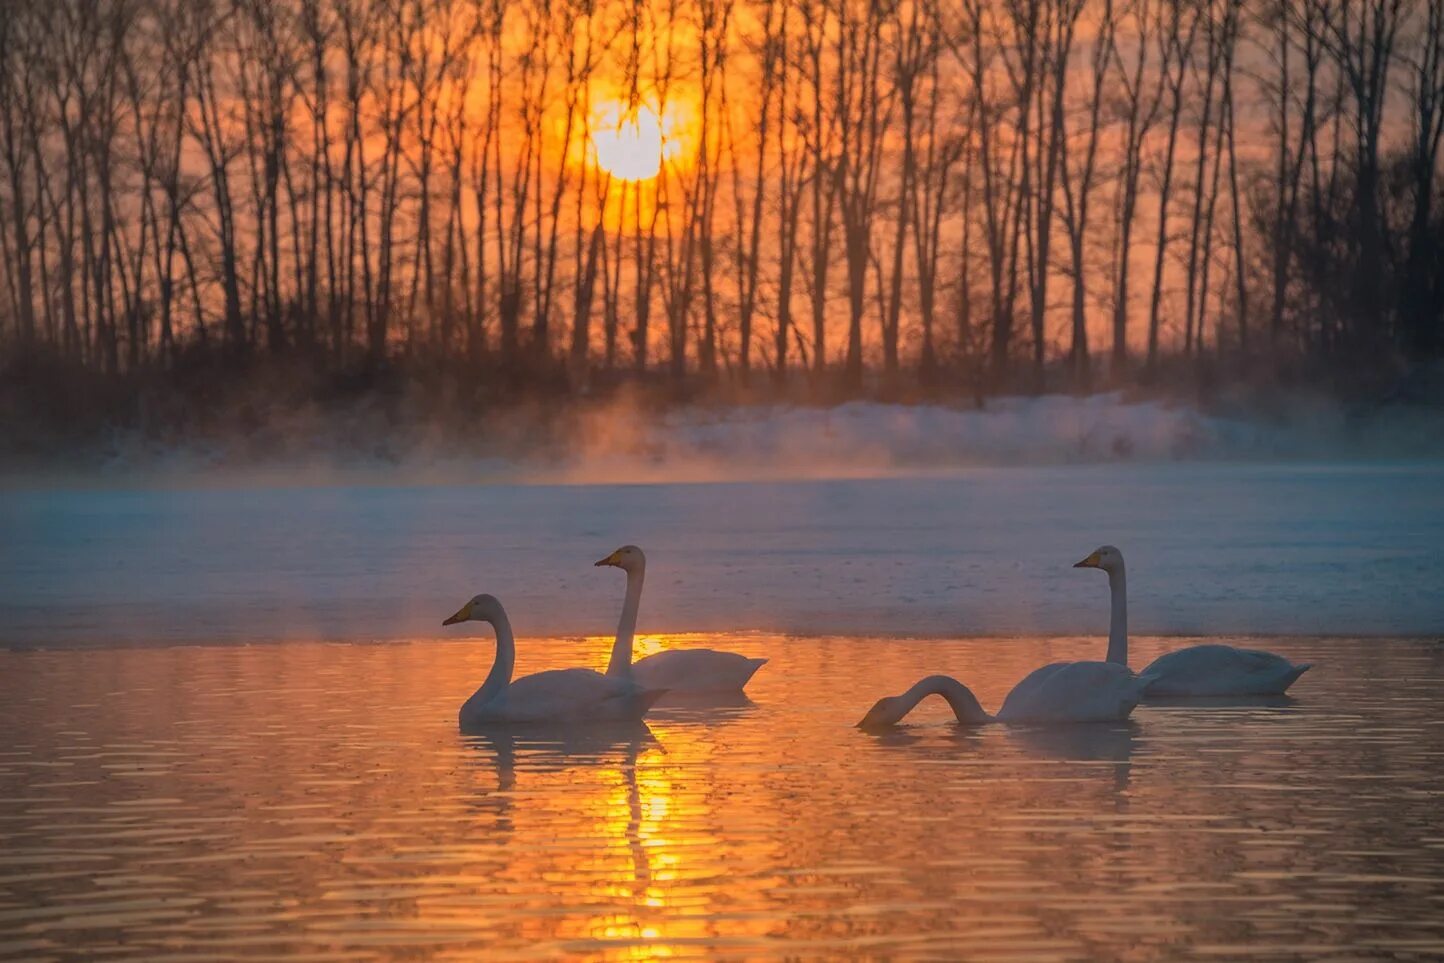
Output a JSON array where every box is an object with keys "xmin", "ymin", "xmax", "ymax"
[
  {"xmin": 996, "ymin": 662, "xmax": 1070, "ymax": 720},
  {"xmin": 1141, "ymin": 644, "xmax": 1311, "ymax": 696},
  {"xmin": 996, "ymin": 661, "xmax": 1146, "ymax": 724},
  {"xmin": 631, "ymin": 649, "xmax": 768, "ymax": 692},
  {"xmin": 462, "ymin": 668, "xmax": 665, "ymax": 726}
]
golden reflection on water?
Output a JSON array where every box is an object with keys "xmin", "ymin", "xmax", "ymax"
[
  {"xmin": 631, "ymin": 635, "xmax": 670, "ymax": 659},
  {"xmin": 2, "ymin": 635, "xmax": 1443, "ymax": 959}
]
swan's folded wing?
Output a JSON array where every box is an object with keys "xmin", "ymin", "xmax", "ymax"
[
  {"xmin": 631, "ymin": 649, "xmax": 767, "ymax": 691},
  {"xmin": 490, "ymin": 668, "xmax": 658, "ymax": 722},
  {"xmin": 1141, "ymin": 644, "xmax": 1307, "ymax": 695},
  {"xmin": 1231, "ymin": 646, "xmax": 1299, "ymax": 670},
  {"xmin": 999, "ymin": 661, "xmax": 1142, "ymax": 723},
  {"xmin": 996, "ymin": 662, "xmax": 1071, "ymax": 720},
  {"xmin": 1047, "ymin": 662, "xmax": 1145, "ymax": 722}
]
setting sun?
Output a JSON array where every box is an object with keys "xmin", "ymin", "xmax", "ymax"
[{"xmin": 591, "ymin": 100, "xmax": 677, "ymax": 182}]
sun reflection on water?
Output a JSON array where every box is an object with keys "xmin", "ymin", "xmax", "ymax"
[
  {"xmin": 0, "ymin": 636, "xmax": 1441, "ymax": 958},
  {"xmin": 633, "ymin": 635, "xmax": 669, "ymax": 659}
]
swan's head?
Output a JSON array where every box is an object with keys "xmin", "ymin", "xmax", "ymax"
[
  {"xmin": 857, "ymin": 697, "xmax": 901, "ymax": 730},
  {"xmin": 1074, "ymin": 545, "xmax": 1125, "ymax": 573},
  {"xmin": 442, "ymin": 593, "xmax": 506, "ymax": 626},
  {"xmin": 595, "ymin": 544, "xmax": 646, "ymax": 573}
]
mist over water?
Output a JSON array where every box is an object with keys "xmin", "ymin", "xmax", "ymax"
[
  {"xmin": 557, "ymin": 392, "xmax": 1444, "ymax": 483},
  {"xmin": 5, "ymin": 393, "xmax": 1441, "ymax": 648},
  {"xmin": 13, "ymin": 391, "xmax": 1444, "ymax": 486}
]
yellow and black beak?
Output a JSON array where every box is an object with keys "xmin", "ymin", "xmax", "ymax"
[
  {"xmin": 1074, "ymin": 550, "xmax": 1103, "ymax": 569},
  {"xmin": 442, "ymin": 602, "xmax": 472, "ymax": 626},
  {"xmin": 595, "ymin": 550, "xmax": 622, "ymax": 567}
]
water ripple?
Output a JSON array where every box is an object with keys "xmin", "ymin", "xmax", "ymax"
[{"xmin": 0, "ymin": 636, "xmax": 1441, "ymax": 959}]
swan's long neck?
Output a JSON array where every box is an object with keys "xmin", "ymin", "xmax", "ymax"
[
  {"xmin": 606, "ymin": 562, "xmax": 644, "ymax": 679},
  {"xmin": 1106, "ymin": 565, "xmax": 1128, "ymax": 666},
  {"xmin": 884, "ymin": 675, "xmax": 992, "ymax": 726},
  {"xmin": 462, "ymin": 613, "xmax": 516, "ymax": 714}
]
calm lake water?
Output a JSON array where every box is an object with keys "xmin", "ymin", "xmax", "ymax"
[
  {"xmin": 6, "ymin": 463, "xmax": 1444, "ymax": 645},
  {"xmin": 3, "ymin": 634, "xmax": 1443, "ymax": 960}
]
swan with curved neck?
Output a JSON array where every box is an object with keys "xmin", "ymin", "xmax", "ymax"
[
  {"xmin": 858, "ymin": 676, "xmax": 993, "ymax": 728},
  {"xmin": 858, "ymin": 546, "xmax": 1157, "ymax": 728},
  {"xmin": 859, "ymin": 654, "xmax": 1150, "ymax": 728},
  {"xmin": 444, "ymin": 593, "xmax": 666, "ymax": 727},
  {"xmin": 1074, "ymin": 544, "xmax": 1311, "ymax": 696},
  {"xmin": 596, "ymin": 545, "xmax": 767, "ymax": 693}
]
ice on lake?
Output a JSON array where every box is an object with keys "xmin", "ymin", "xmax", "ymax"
[{"xmin": 3, "ymin": 462, "xmax": 1443, "ymax": 645}]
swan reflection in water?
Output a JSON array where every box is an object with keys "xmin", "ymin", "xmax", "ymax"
[
  {"xmin": 461, "ymin": 722, "xmax": 657, "ymax": 897},
  {"xmin": 1008, "ymin": 722, "xmax": 1138, "ymax": 792},
  {"xmin": 1141, "ymin": 693, "xmax": 1298, "ymax": 710},
  {"xmin": 462, "ymin": 721, "xmax": 656, "ymax": 788},
  {"xmin": 862, "ymin": 719, "xmax": 1139, "ymax": 791},
  {"xmin": 644, "ymin": 689, "xmax": 758, "ymax": 724},
  {"xmin": 461, "ymin": 720, "xmax": 745, "ymax": 949},
  {"xmin": 862, "ymin": 720, "xmax": 1137, "ymax": 761},
  {"xmin": 1006, "ymin": 720, "xmax": 1138, "ymax": 764}
]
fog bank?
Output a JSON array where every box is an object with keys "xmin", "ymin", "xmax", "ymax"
[{"xmin": 11, "ymin": 391, "xmax": 1443, "ymax": 486}]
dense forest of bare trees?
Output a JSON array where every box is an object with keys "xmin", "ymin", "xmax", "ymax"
[{"xmin": 1, "ymin": 0, "xmax": 1442, "ymax": 402}]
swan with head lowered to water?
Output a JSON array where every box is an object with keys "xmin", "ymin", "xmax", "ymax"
[
  {"xmin": 858, "ymin": 549, "xmax": 1162, "ymax": 728},
  {"xmin": 1073, "ymin": 544, "xmax": 1311, "ymax": 696},
  {"xmin": 443, "ymin": 593, "xmax": 667, "ymax": 727},
  {"xmin": 595, "ymin": 545, "xmax": 767, "ymax": 693},
  {"xmin": 857, "ymin": 657, "xmax": 1151, "ymax": 729}
]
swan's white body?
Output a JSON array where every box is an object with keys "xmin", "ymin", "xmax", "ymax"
[
  {"xmin": 462, "ymin": 668, "xmax": 663, "ymax": 726},
  {"xmin": 857, "ymin": 547, "xmax": 1163, "ymax": 729},
  {"xmin": 597, "ymin": 545, "xmax": 766, "ymax": 693},
  {"xmin": 1075, "ymin": 545, "xmax": 1311, "ymax": 697},
  {"xmin": 629, "ymin": 649, "xmax": 768, "ymax": 692},
  {"xmin": 1140, "ymin": 644, "xmax": 1310, "ymax": 696},
  {"xmin": 995, "ymin": 661, "xmax": 1152, "ymax": 723},
  {"xmin": 857, "ymin": 665, "xmax": 1147, "ymax": 729},
  {"xmin": 444, "ymin": 594, "xmax": 665, "ymax": 728}
]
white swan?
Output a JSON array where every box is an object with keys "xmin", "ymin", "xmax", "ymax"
[
  {"xmin": 443, "ymin": 593, "xmax": 666, "ymax": 727},
  {"xmin": 858, "ymin": 662, "xmax": 1149, "ymax": 729},
  {"xmin": 857, "ymin": 675, "xmax": 992, "ymax": 728},
  {"xmin": 595, "ymin": 545, "xmax": 767, "ymax": 693},
  {"xmin": 1073, "ymin": 544, "xmax": 1311, "ymax": 696}
]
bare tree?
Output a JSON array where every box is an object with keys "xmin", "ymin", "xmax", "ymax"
[
  {"xmin": 1059, "ymin": 0, "xmax": 1116, "ymax": 382},
  {"xmin": 1, "ymin": 0, "xmax": 1438, "ymax": 406},
  {"xmin": 1144, "ymin": 0, "xmax": 1201, "ymax": 367},
  {"xmin": 1107, "ymin": 0, "xmax": 1166, "ymax": 369}
]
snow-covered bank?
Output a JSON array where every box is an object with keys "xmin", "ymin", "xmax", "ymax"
[
  {"xmin": 4, "ymin": 462, "xmax": 1441, "ymax": 646},
  {"xmin": 17, "ymin": 391, "xmax": 1444, "ymax": 483}
]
